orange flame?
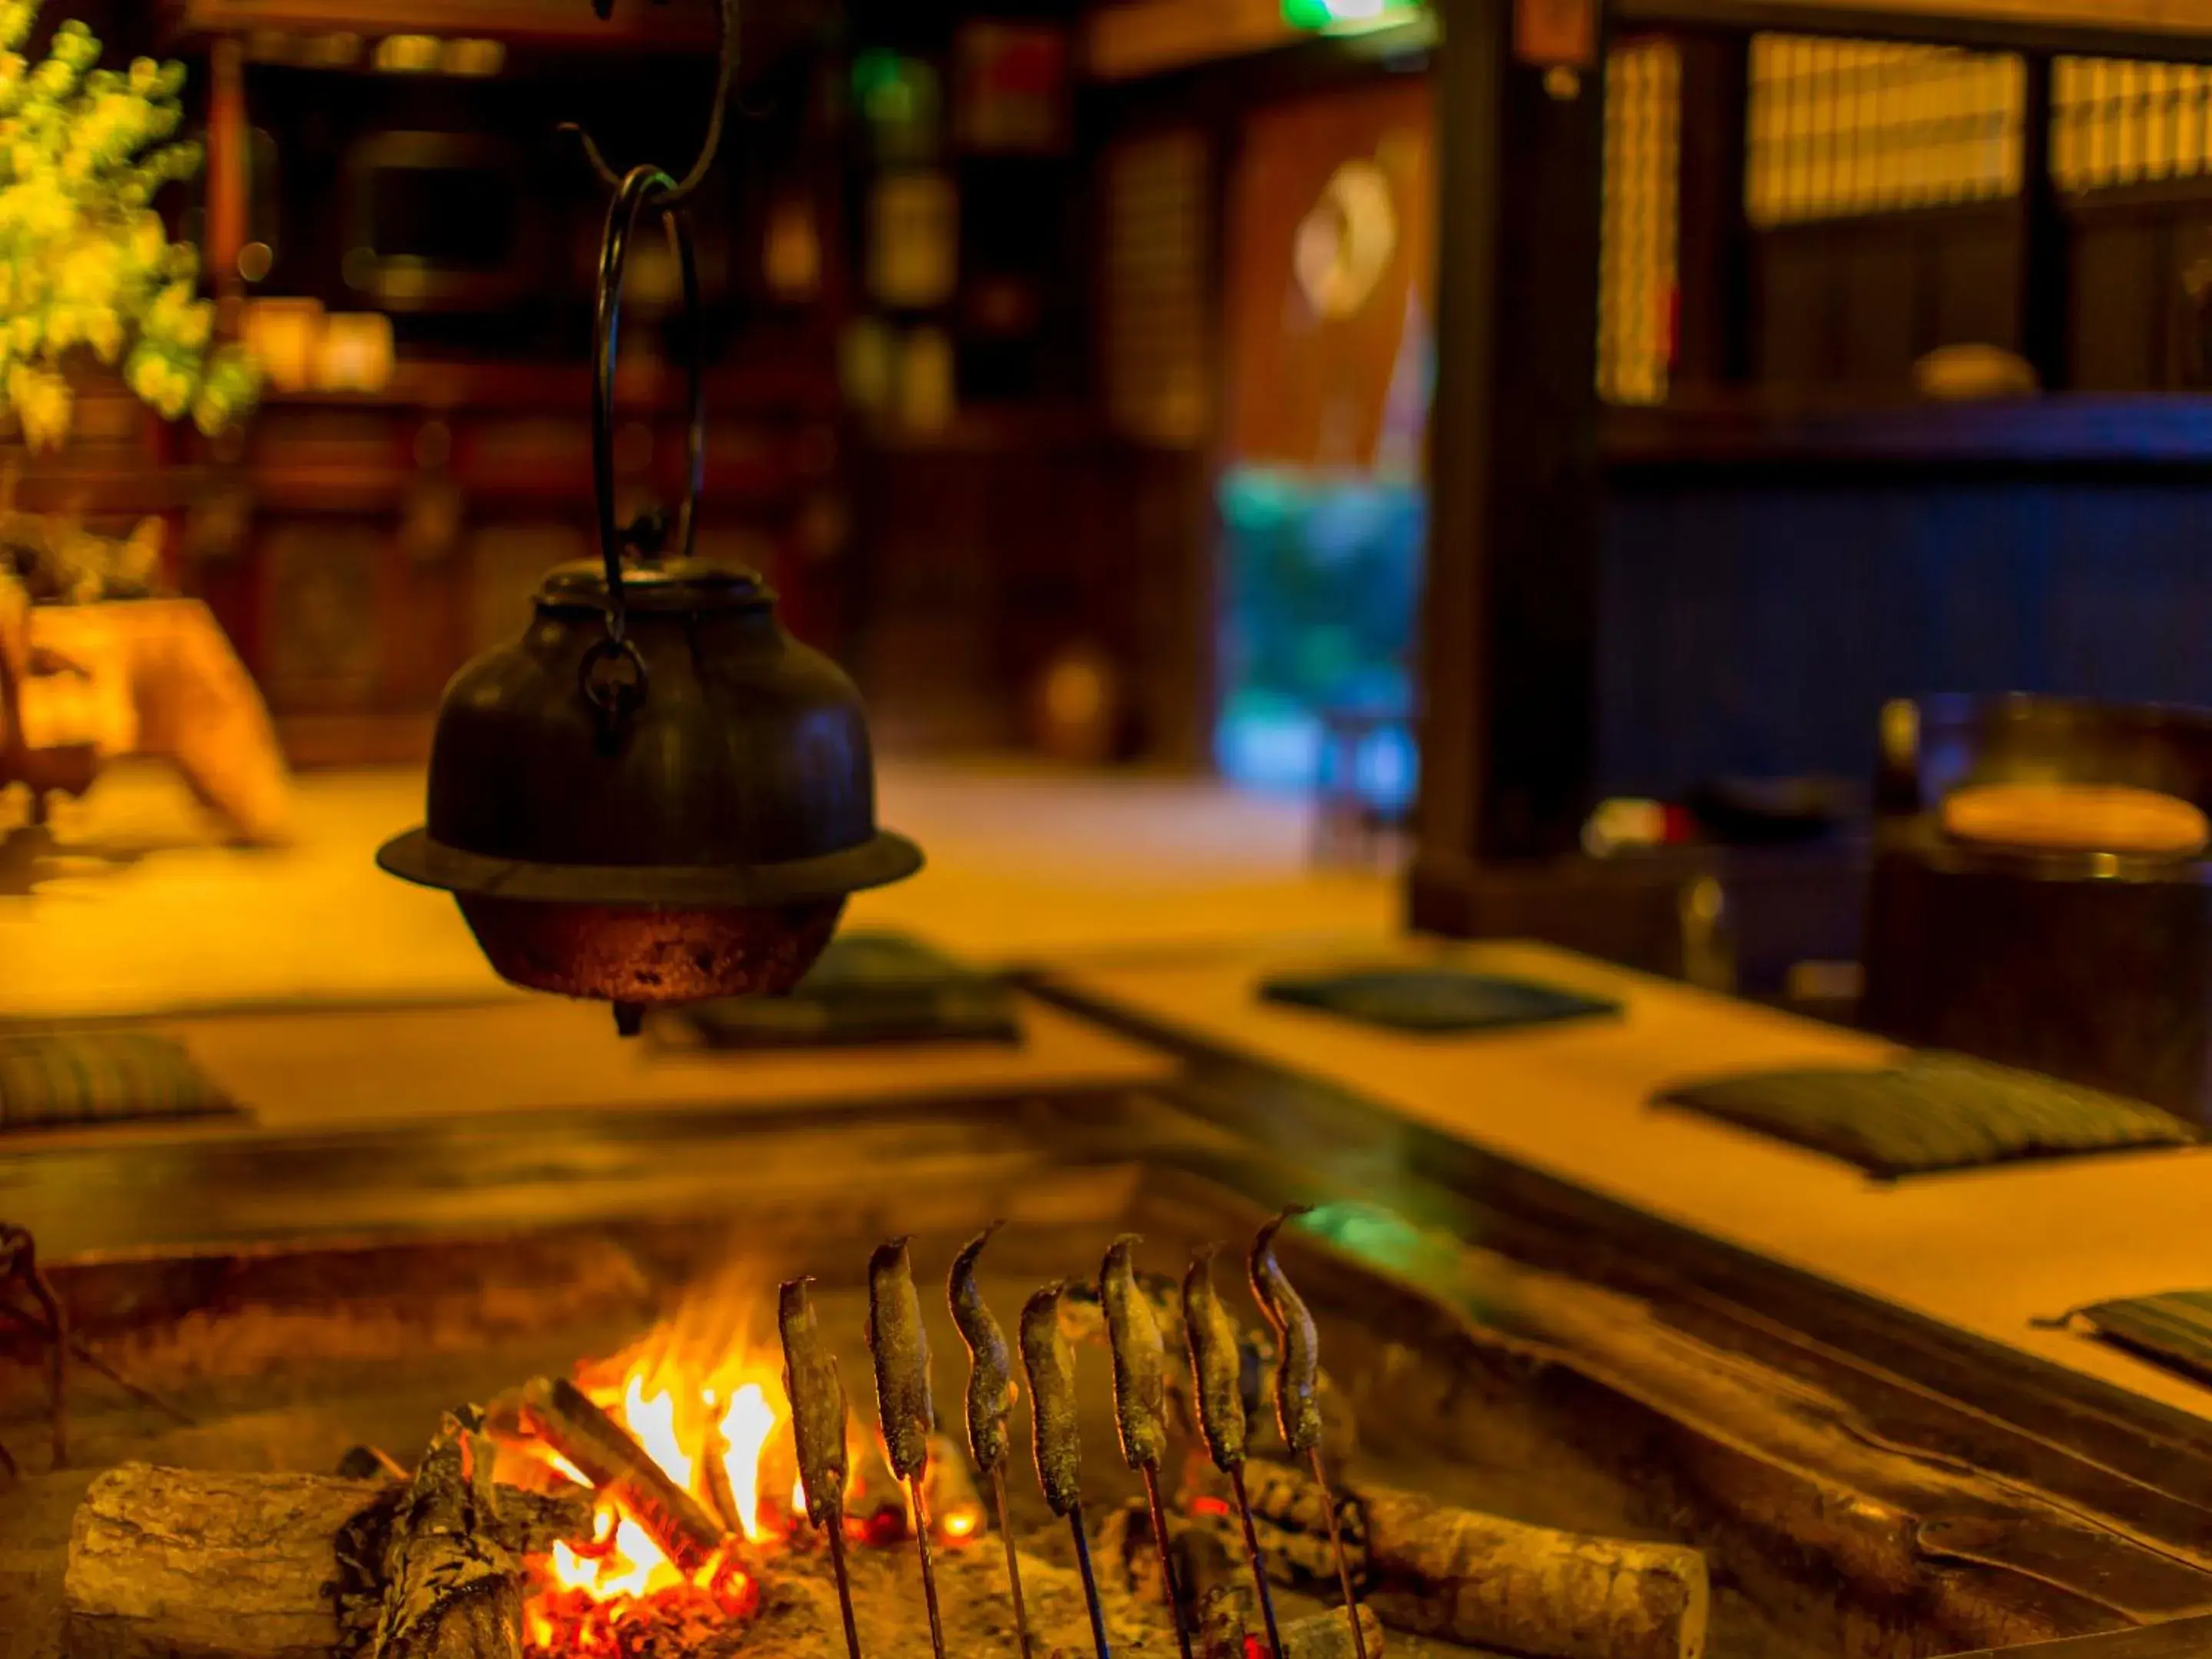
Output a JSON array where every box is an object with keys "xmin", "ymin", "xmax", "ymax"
[
  {"xmin": 718, "ymin": 1382, "xmax": 780, "ymax": 1542},
  {"xmin": 522, "ymin": 1343, "xmax": 787, "ymax": 1656},
  {"xmin": 621, "ymin": 1376, "xmax": 694, "ymax": 1494}
]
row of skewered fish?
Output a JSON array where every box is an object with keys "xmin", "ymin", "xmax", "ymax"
[{"xmin": 778, "ymin": 1207, "xmax": 1369, "ymax": 1659}]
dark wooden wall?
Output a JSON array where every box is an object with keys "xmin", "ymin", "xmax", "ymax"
[
  {"xmin": 1753, "ymin": 203, "xmax": 2023, "ymax": 385},
  {"xmin": 1598, "ymin": 444, "xmax": 2212, "ymax": 801}
]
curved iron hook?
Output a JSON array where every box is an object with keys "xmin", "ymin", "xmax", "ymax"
[
  {"xmin": 591, "ymin": 163, "xmax": 706, "ymax": 662},
  {"xmin": 562, "ymin": 0, "xmax": 739, "ymax": 207}
]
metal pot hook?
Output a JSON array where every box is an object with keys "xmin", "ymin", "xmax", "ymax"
[{"xmin": 587, "ymin": 164, "xmax": 706, "ymax": 708}]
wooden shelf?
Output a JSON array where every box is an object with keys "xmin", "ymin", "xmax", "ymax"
[
  {"xmin": 162, "ymin": 0, "xmax": 717, "ymax": 51},
  {"xmin": 256, "ymin": 356, "xmax": 840, "ymax": 419}
]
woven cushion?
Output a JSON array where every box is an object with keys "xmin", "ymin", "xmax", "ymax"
[
  {"xmin": 2064, "ymin": 1292, "xmax": 2212, "ymax": 1386},
  {"xmin": 1258, "ymin": 968, "xmax": 1621, "ymax": 1035},
  {"xmin": 0, "ymin": 1030, "xmax": 239, "ymax": 1131},
  {"xmin": 674, "ymin": 932, "xmax": 1020, "ymax": 1050},
  {"xmin": 1657, "ymin": 1051, "xmax": 2195, "ymax": 1179}
]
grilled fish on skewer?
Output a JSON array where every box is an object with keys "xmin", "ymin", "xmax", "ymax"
[
  {"xmin": 1104, "ymin": 1236, "xmax": 1195, "ymax": 1659},
  {"xmin": 952, "ymin": 1222, "xmax": 1019, "ymax": 1475},
  {"xmin": 1020, "ymin": 1283, "xmax": 1084, "ymax": 1518},
  {"xmin": 779, "ymin": 1278, "xmax": 850, "ymax": 1529},
  {"xmin": 778, "ymin": 1277, "xmax": 866, "ymax": 1659},
  {"xmin": 952, "ymin": 1223, "xmax": 1037, "ymax": 1659},
  {"xmin": 1059, "ymin": 1274, "xmax": 1356, "ymax": 1462},
  {"xmin": 1182, "ymin": 1246, "xmax": 1247, "ymax": 1474},
  {"xmin": 1247, "ymin": 1211, "xmax": 1323, "ymax": 1457},
  {"xmin": 1022, "ymin": 1280, "xmax": 1111, "ymax": 1659},
  {"xmin": 1101, "ymin": 1237, "xmax": 1171, "ymax": 1473},
  {"xmin": 1250, "ymin": 1209, "xmax": 1369, "ymax": 1659},
  {"xmin": 867, "ymin": 1237, "xmax": 935, "ymax": 1481},
  {"xmin": 868, "ymin": 1236, "xmax": 949, "ymax": 1659},
  {"xmin": 1188, "ymin": 1244, "xmax": 1282, "ymax": 1659}
]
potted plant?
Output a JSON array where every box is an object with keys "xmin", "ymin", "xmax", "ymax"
[{"xmin": 0, "ymin": 1, "xmax": 285, "ymax": 846}]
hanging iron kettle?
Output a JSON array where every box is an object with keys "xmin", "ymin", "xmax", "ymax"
[{"xmin": 378, "ymin": 167, "xmax": 921, "ymax": 1034}]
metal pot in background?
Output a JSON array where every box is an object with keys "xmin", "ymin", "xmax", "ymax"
[{"xmin": 1862, "ymin": 694, "xmax": 2212, "ymax": 1122}]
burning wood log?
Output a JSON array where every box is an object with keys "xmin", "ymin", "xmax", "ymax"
[
  {"xmin": 1224, "ymin": 1460, "xmax": 1710, "ymax": 1659},
  {"xmin": 511, "ymin": 1375, "xmax": 727, "ymax": 1571},
  {"xmin": 63, "ymin": 1453, "xmax": 591, "ymax": 1659}
]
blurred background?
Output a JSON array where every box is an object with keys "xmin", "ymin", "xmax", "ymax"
[{"xmin": 16, "ymin": 0, "xmax": 2212, "ymax": 1018}]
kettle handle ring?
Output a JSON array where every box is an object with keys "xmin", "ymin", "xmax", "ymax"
[{"xmin": 590, "ymin": 164, "xmax": 707, "ymax": 662}]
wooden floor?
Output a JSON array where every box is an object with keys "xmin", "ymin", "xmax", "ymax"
[
  {"xmin": 1052, "ymin": 938, "xmax": 2212, "ymax": 1428},
  {"xmin": 14, "ymin": 760, "xmax": 2212, "ymax": 1437},
  {"xmin": 0, "ymin": 758, "xmax": 1396, "ymax": 1020},
  {"xmin": 0, "ymin": 759, "xmax": 1392, "ymax": 1138}
]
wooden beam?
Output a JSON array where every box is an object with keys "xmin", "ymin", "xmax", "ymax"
[
  {"xmin": 1416, "ymin": 0, "xmax": 1606, "ymax": 866},
  {"xmin": 1086, "ymin": 0, "xmax": 1297, "ymax": 81},
  {"xmin": 1612, "ymin": 0, "xmax": 2212, "ymax": 62},
  {"xmin": 2018, "ymin": 53, "xmax": 2071, "ymax": 392},
  {"xmin": 206, "ymin": 37, "xmax": 246, "ymax": 329},
  {"xmin": 1672, "ymin": 34, "xmax": 1754, "ymax": 391}
]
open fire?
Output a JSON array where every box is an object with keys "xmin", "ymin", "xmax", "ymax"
[
  {"xmin": 503, "ymin": 1265, "xmax": 996, "ymax": 1658},
  {"xmin": 508, "ymin": 1321, "xmax": 970, "ymax": 1654},
  {"xmin": 46, "ymin": 1210, "xmax": 1737, "ymax": 1659},
  {"xmin": 513, "ymin": 1352, "xmax": 774, "ymax": 1654}
]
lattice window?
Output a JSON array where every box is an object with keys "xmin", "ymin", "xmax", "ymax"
[
  {"xmin": 2055, "ymin": 59, "xmax": 2212, "ymax": 190},
  {"xmin": 1598, "ymin": 38, "xmax": 1681, "ymax": 406},
  {"xmin": 1102, "ymin": 128, "xmax": 1212, "ymax": 447},
  {"xmin": 1747, "ymin": 37, "xmax": 2022, "ymax": 225}
]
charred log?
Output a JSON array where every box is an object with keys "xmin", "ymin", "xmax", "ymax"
[
  {"xmin": 63, "ymin": 1451, "xmax": 592, "ymax": 1659},
  {"xmin": 1224, "ymin": 1459, "xmax": 1710, "ymax": 1659},
  {"xmin": 65, "ymin": 1465, "xmax": 383, "ymax": 1659}
]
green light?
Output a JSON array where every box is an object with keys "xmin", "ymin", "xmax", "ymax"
[{"xmin": 1282, "ymin": 0, "xmax": 1416, "ymax": 28}]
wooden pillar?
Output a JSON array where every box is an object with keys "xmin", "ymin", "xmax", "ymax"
[
  {"xmin": 1412, "ymin": 0, "xmax": 1607, "ymax": 894},
  {"xmin": 207, "ymin": 37, "xmax": 248, "ymax": 332},
  {"xmin": 1672, "ymin": 32, "xmax": 1752, "ymax": 390},
  {"xmin": 2018, "ymin": 52, "xmax": 2069, "ymax": 390}
]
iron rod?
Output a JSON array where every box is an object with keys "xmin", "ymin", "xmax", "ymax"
[
  {"xmin": 826, "ymin": 1514, "xmax": 865, "ymax": 1659},
  {"xmin": 1068, "ymin": 1501, "xmax": 1113, "ymax": 1659},
  {"xmin": 1229, "ymin": 1465, "xmax": 1286, "ymax": 1659},
  {"xmin": 992, "ymin": 1465, "xmax": 1035, "ymax": 1659},
  {"xmin": 910, "ymin": 1468, "xmax": 949, "ymax": 1659},
  {"xmin": 1142, "ymin": 1464, "xmax": 1195, "ymax": 1659},
  {"xmin": 1307, "ymin": 1448, "xmax": 1369, "ymax": 1659}
]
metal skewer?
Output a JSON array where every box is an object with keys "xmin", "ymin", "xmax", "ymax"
[
  {"xmin": 909, "ymin": 1454, "xmax": 950, "ymax": 1659},
  {"xmin": 1141, "ymin": 1462, "xmax": 1194, "ymax": 1659},
  {"xmin": 1250, "ymin": 1210, "xmax": 1369, "ymax": 1659},
  {"xmin": 1101, "ymin": 1236, "xmax": 1194, "ymax": 1659},
  {"xmin": 1228, "ymin": 1466, "xmax": 1286, "ymax": 1659},
  {"xmin": 990, "ymin": 1465, "xmax": 1035, "ymax": 1659},
  {"xmin": 951, "ymin": 1223, "xmax": 1036, "ymax": 1659},
  {"xmin": 1306, "ymin": 1446, "xmax": 1368, "ymax": 1659},
  {"xmin": 826, "ymin": 1518, "xmax": 866, "ymax": 1659},
  {"xmin": 1022, "ymin": 1283, "xmax": 1111, "ymax": 1659},
  {"xmin": 1068, "ymin": 1498, "xmax": 1114, "ymax": 1659}
]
